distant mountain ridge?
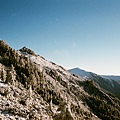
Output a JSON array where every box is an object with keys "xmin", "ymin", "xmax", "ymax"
[
  {"xmin": 69, "ymin": 67, "xmax": 120, "ymax": 98},
  {"xmin": 69, "ymin": 67, "xmax": 120, "ymax": 82},
  {"xmin": 102, "ymin": 75, "xmax": 120, "ymax": 82},
  {"xmin": 68, "ymin": 67, "xmax": 95, "ymax": 79}
]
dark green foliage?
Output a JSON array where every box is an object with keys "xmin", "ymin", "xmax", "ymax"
[
  {"xmin": 19, "ymin": 99, "xmax": 26, "ymax": 106},
  {"xmin": 46, "ymin": 69, "xmax": 67, "ymax": 88},
  {"xmin": 82, "ymin": 80, "xmax": 120, "ymax": 120},
  {"xmin": 90, "ymin": 74, "xmax": 120, "ymax": 98},
  {"xmin": 0, "ymin": 40, "xmax": 11, "ymax": 56},
  {"xmin": 85, "ymin": 96, "xmax": 120, "ymax": 120},
  {"xmin": 0, "ymin": 40, "xmax": 43, "ymax": 89}
]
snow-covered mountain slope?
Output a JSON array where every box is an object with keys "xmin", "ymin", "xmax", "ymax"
[
  {"xmin": 0, "ymin": 40, "xmax": 120, "ymax": 120},
  {"xmin": 19, "ymin": 46, "xmax": 79, "ymax": 82},
  {"xmin": 23, "ymin": 54, "xmax": 82, "ymax": 85},
  {"xmin": 68, "ymin": 68, "xmax": 95, "ymax": 79},
  {"xmin": 69, "ymin": 68, "xmax": 120, "ymax": 82},
  {"xmin": 69, "ymin": 67, "xmax": 120, "ymax": 98}
]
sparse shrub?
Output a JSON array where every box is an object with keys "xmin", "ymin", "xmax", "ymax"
[{"xmin": 19, "ymin": 99, "xmax": 27, "ymax": 106}]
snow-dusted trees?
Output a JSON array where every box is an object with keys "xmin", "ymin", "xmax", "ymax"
[
  {"xmin": 0, "ymin": 40, "xmax": 10, "ymax": 55},
  {"xmin": 40, "ymin": 69, "xmax": 45, "ymax": 88},
  {"xmin": 11, "ymin": 64, "xmax": 16, "ymax": 86},
  {"xmin": 6, "ymin": 64, "xmax": 16, "ymax": 86},
  {"xmin": 0, "ymin": 65, "xmax": 6, "ymax": 82},
  {"xmin": 19, "ymin": 46, "xmax": 36, "ymax": 56},
  {"xmin": 53, "ymin": 101, "xmax": 74, "ymax": 120}
]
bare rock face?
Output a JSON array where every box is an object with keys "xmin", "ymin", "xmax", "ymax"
[{"xmin": 0, "ymin": 40, "xmax": 120, "ymax": 120}]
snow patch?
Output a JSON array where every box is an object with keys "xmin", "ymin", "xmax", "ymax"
[
  {"xmin": 0, "ymin": 82, "xmax": 8, "ymax": 88},
  {"xmin": 25, "ymin": 54, "xmax": 72, "ymax": 77}
]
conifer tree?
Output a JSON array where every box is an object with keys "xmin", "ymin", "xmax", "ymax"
[
  {"xmin": 1, "ymin": 65, "xmax": 6, "ymax": 82},
  {"xmin": 11, "ymin": 64, "xmax": 16, "ymax": 86},
  {"xmin": 40, "ymin": 68, "xmax": 45, "ymax": 88},
  {"xmin": 6, "ymin": 64, "xmax": 16, "ymax": 85}
]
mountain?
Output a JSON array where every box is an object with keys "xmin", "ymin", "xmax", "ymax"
[
  {"xmin": 68, "ymin": 67, "xmax": 95, "ymax": 79},
  {"xmin": 69, "ymin": 68, "xmax": 120, "ymax": 98},
  {"xmin": 0, "ymin": 40, "xmax": 120, "ymax": 120},
  {"xmin": 102, "ymin": 75, "xmax": 120, "ymax": 83}
]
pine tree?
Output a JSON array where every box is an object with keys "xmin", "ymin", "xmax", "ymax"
[
  {"xmin": 1, "ymin": 65, "xmax": 6, "ymax": 82},
  {"xmin": 11, "ymin": 64, "xmax": 16, "ymax": 86},
  {"xmin": 6, "ymin": 64, "xmax": 16, "ymax": 85},
  {"xmin": 40, "ymin": 68, "xmax": 45, "ymax": 88}
]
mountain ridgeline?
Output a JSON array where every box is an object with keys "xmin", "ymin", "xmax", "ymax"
[
  {"xmin": 0, "ymin": 40, "xmax": 120, "ymax": 120},
  {"xmin": 69, "ymin": 68, "xmax": 120, "ymax": 99}
]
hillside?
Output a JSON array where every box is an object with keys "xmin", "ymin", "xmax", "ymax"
[
  {"xmin": 68, "ymin": 68, "xmax": 94, "ymax": 79},
  {"xmin": 0, "ymin": 40, "xmax": 120, "ymax": 120},
  {"xmin": 69, "ymin": 68, "xmax": 120, "ymax": 98},
  {"xmin": 102, "ymin": 75, "xmax": 120, "ymax": 83}
]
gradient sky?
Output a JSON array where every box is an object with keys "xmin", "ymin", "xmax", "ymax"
[{"xmin": 0, "ymin": 0, "xmax": 120, "ymax": 75}]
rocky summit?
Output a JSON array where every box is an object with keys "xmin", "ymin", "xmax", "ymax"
[{"xmin": 0, "ymin": 40, "xmax": 120, "ymax": 120}]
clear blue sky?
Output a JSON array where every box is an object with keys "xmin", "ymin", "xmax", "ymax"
[{"xmin": 0, "ymin": 0, "xmax": 120, "ymax": 75}]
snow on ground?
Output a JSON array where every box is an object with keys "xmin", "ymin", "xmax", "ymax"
[
  {"xmin": 27, "ymin": 54, "xmax": 62, "ymax": 70},
  {"xmin": 69, "ymin": 68, "xmax": 92, "ymax": 78},
  {"xmin": 0, "ymin": 110, "xmax": 26, "ymax": 120},
  {"xmin": 26, "ymin": 54, "xmax": 72, "ymax": 77},
  {"xmin": 18, "ymin": 52, "xmax": 83, "ymax": 83},
  {"xmin": 0, "ymin": 82, "xmax": 8, "ymax": 88}
]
